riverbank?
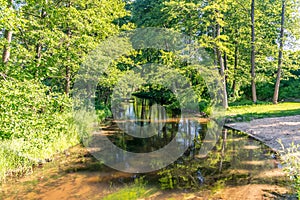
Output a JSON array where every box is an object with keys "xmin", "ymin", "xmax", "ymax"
[{"xmin": 226, "ymin": 115, "xmax": 300, "ymax": 153}]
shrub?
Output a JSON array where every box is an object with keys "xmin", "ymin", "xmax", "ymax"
[
  {"xmin": 279, "ymin": 141, "xmax": 300, "ymax": 199},
  {"xmin": 0, "ymin": 79, "xmax": 78, "ymax": 181}
]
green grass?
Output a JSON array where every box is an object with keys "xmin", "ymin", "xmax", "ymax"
[
  {"xmin": 226, "ymin": 102, "xmax": 300, "ymax": 122},
  {"xmin": 102, "ymin": 186, "xmax": 154, "ymax": 200},
  {"xmin": 102, "ymin": 179, "xmax": 157, "ymax": 200}
]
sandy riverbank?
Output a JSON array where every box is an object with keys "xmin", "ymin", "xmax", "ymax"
[{"xmin": 226, "ymin": 115, "xmax": 300, "ymax": 152}]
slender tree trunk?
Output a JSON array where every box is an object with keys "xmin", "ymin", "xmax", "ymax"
[
  {"xmin": 212, "ymin": 25, "xmax": 218, "ymax": 66},
  {"xmin": 215, "ymin": 17, "xmax": 228, "ymax": 109},
  {"xmin": 65, "ymin": 8, "xmax": 71, "ymax": 95},
  {"xmin": 35, "ymin": 7, "xmax": 48, "ymax": 78},
  {"xmin": 232, "ymin": 42, "xmax": 238, "ymax": 97},
  {"xmin": 2, "ymin": 0, "xmax": 13, "ymax": 65},
  {"xmin": 251, "ymin": 0, "xmax": 257, "ymax": 103},
  {"xmin": 273, "ymin": 0, "xmax": 286, "ymax": 104},
  {"xmin": 224, "ymin": 52, "xmax": 228, "ymax": 84},
  {"xmin": 2, "ymin": 31, "xmax": 13, "ymax": 64},
  {"xmin": 35, "ymin": 43, "xmax": 42, "ymax": 77}
]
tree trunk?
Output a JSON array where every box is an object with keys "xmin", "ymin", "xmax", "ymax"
[
  {"xmin": 215, "ymin": 16, "xmax": 228, "ymax": 109},
  {"xmin": 232, "ymin": 42, "xmax": 238, "ymax": 97},
  {"xmin": 251, "ymin": 0, "xmax": 257, "ymax": 103},
  {"xmin": 2, "ymin": 0, "xmax": 13, "ymax": 64},
  {"xmin": 224, "ymin": 52, "xmax": 228, "ymax": 86},
  {"xmin": 2, "ymin": 31, "xmax": 13, "ymax": 64},
  {"xmin": 65, "ymin": 0, "xmax": 71, "ymax": 95},
  {"xmin": 212, "ymin": 25, "xmax": 218, "ymax": 66},
  {"xmin": 35, "ymin": 43, "xmax": 42, "ymax": 77},
  {"xmin": 35, "ymin": 7, "xmax": 47, "ymax": 78},
  {"xmin": 273, "ymin": 0, "xmax": 286, "ymax": 104}
]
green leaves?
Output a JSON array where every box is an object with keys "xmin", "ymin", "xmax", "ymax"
[
  {"xmin": 0, "ymin": 78, "xmax": 80, "ymax": 180},
  {"xmin": 0, "ymin": 79, "xmax": 73, "ymax": 140},
  {"xmin": 0, "ymin": 0, "xmax": 130, "ymax": 93}
]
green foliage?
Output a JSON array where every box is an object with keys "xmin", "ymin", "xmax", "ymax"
[
  {"xmin": 0, "ymin": 79, "xmax": 78, "ymax": 181},
  {"xmin": 0, "ymin": 139, "xmax": 34, "ymax": 181},
  {"xmin": 229, "ymin": 99, "xmax": 270, "ymax": 107},
  {"xmin": 102, "ymin": 177, "xmax": 155, "ymax": 200},
  {"xmin": 130, "ymin": 0, "xmax": 300, "ymax": 103},
  {"xmin": 0, "ymin": 0, "xmax": 131, "ymax": 181},
  {"xmin": 95, "ymin": 106, "xmax": 112, "ymax": 122},
  {"xmin": 199, "ymin": 99, "xmax": 211, "ymax": 113},
  {"xmin": 0, "ymin": 0, "xmax": 131, "ymax": 91},
  {"xmin": 280, "ymin": 76, "xmax": 300, "ymax": 100},
  {"xmin": 279, "ymin": 142, "xmax": 300, "ymax": 199},
  {"xmin": 1, "ymin": 0, "xmax": 300, "ymax": 189},
  {"xmin": 96, "ymin": 46, "xmax": 213, "ymax": 115}
]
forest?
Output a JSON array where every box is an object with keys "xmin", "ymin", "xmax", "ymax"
[{"xmin": 1, "ymin": 0, "xmax": 300, "ymax": 197}]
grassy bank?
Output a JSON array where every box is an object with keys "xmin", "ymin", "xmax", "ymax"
[
  {"xmin": 0, "ymin": 80, "xmax": 79, "ymax": 182},
  {"xmin": 225, "ymin": 102, "xmax": 300, "ymax": 122}
]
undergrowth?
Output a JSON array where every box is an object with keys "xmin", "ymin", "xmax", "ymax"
[{"xmin": 0, "ymin": 80, "xmax": 79, "ymax": 182}]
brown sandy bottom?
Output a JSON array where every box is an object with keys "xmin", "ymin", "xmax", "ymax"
[
  {"xmin": 0, "ymin": 145, "xmax": 294, "ymax": 200},
  {"xmin": 226, "ymin": 115, "xmax": 300, "ymax": 152}
]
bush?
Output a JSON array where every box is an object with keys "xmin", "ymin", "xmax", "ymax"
[
  {"xmin": 280, "ymin": 80, "xmax": 300, "ymax": 100},
  {"xmin": 0, "ymin": 79, "xmax": 78, "ymax": 181},
  {"xmin": 279, "ymin": 142, "xmax": 300, "ymax": 199},
  {"xmin": 229, "ymin": 99, "xmax": 271, "ymax": 107}
]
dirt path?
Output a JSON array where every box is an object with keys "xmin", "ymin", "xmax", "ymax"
[{"xmin": 226, "ymin": 115, "xmax": 300, "ymax": 152}]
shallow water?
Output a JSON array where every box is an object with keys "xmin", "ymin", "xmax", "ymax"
[
  {"xmin": 0, "ymin": 97, "xmax": 293, "ymax": 199},
  {"xmin": 97, "ymin": 97, "xmax": 291, "ymax": 197}
]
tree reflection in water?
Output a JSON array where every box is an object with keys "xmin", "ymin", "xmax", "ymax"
[{"xmin": 106, "ymin": 97, "xmax": 284, "ymax": 190}]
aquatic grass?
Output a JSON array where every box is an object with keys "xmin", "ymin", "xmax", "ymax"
[
  {"xmin": 103, "ymin": 178, "xmax": 157, "ymax": 200},
  {"xmin": 226, "ymin": 102, "xmax": 300, "ymax": 122},
  {"xmin": 102, "ymin": 186, "xmax": 153, "ymax": 200}
]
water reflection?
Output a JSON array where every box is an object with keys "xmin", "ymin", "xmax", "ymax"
[
  {"xmin": 104, "ymin": 97, "xmax": 286, "ymax": 189},
  {"xmin": 85, "ymin": 96, "xmax": 219, "ymax": 173},
  {"xmin": 113, "ymin": 98, "xmax": 169, "ymax": 138},
  {"xmin": 108, "ymin": 97, "xmax": 206, "ymax": 153}
]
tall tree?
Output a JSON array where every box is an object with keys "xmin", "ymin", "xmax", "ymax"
[
  {"xmin": 7, "ymin": 0, "xmax": 130, "ymax": 91},
  {"xmin": 273, "ymin": 0, "xmax": 286, "ymax": 104},
  {"xmin": 215, "ymin": 9, "xmax": 228, "ymax": 109},
  {"xmin": 64, "ymin": 0, "xmax": 72, "ymax": 95},
  {"xmin": 250, "ymin": 0, "xmax": 257, "ymax": 103}
]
